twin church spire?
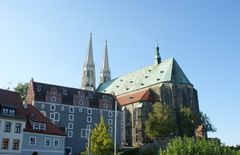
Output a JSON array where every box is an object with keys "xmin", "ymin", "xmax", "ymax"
[
  {"xmin": 81, "ymin": 33, "xmax": 111, "ymax": 91},
  {"xmin": 81, "ymin": 33, "xmax": 162, "ymax": 91}
]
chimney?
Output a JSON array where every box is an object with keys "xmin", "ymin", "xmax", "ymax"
[{"xmin": 23, "ymin": 101, "xmax": 28, "ymax": 109}]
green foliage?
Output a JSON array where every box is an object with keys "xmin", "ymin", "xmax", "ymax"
[
  {"xmin": 145, "ymin": 103, "xmax": 176, "ymax": 139},
  {"xmin": 14, "ymin": 82, "xmax": 28, "ymax": 101},
  {"xmin": 178, "ymin": 106, "xmax": 196, "ymax": 136},
  {"xmin": 139, "ymin": 144, "xmax": 159, "ymax": 155},
  {"xmin": 160, "ymin": 136, "xmax": 240, "ymax": 155},
  {"xmin": 86, "ymin": 116, "xmax": 113, "ymax": 155},
  {"xmin": 200, "ymin": 112, "xmax": 217, "ymax": 132}
]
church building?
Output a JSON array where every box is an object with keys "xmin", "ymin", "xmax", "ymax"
[{"xmin": 97, "ymin": 42, "xmax": 200, "ymax": 146}]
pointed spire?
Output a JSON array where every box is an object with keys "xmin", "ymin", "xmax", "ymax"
[
  {"xmin": 85, "ymin": 32, "xmax": 94, "ymax": 65},
  {"xmin": 81, "ymin": 33, "xmax": 96, "ymax": 91},
  {"xmin": 100, "ymin": 40, "xmax": 111, "ymax": 84},
  {"xmin": 155, "ymin": 43, "xmax": 161, "ymax": 65}
]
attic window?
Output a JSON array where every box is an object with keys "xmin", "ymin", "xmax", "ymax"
[
  {"xmin": 160, "ymin": 71, "xmax": 164, "ymax": 73},
  {"xmin": 130, "ymin": 81, "xmax": 133, "ymax": 83},
  {"xmin": 126, "ymin": 88, "xmax": 129, "ymax": 90},
  {"xmin": 157, "ymin": 78, "xmax": 160, "ymax": 81},
  {"xmin": 116, "ymin": 85, "xmax": 119, "ymax": 88},
  {"xmin": 145, "ymin": 76, "xmax": 148, "ymax": 78},
  {"xmin": 63, "ymin": 89, "xmax": 67, "ymax": 95},
  {"xmin": 148, "ymin": 69, "xmax": 151, "ymax": 72},
  {"xmin": 120, "ymin": 79, "xmax": 123, "ymax": 82},
  {"xmin": 89, "ymin": 93, "xmax": 93, "ymax": 98},
  {"xmin": 37, "ymin": 85, "xmax": 41, "ymax": 91},
  {"xmin": 141, "ymin": 83, "xmax": 144, "ymax": 86}
]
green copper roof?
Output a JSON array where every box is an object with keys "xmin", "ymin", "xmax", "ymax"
[{"xmin": 97, "ymin": 58, "xmax": 191, "ymax": 95}]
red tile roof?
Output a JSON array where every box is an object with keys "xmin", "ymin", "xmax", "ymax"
[
  {"xmin": 0, "ymin": 88, "xmax": 65, "ymax": 136},
  {"xmin": 0, "ymin": 89, "xmax": 26, "ymax": 119},
  {"xmin": 23, "ymin": 104, "xmax": 65, "ymax": 136},
  {"xmin": 117, "ymin": 88, "xmax": 158, "ymax": 106}
]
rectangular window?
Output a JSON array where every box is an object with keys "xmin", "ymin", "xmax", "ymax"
[
  {"xmin": 1, "ymin": 138, "xmax": 9, "ymax": 149},
  {"xmin": 108, "ymin": 119, "xmax": 112, "ymax": 125},
  {"xmin": 63, "ymin": 89, "xmax": 67, "ymax": 95},
  {"xmin": 61, "ymin": 106, "xmax": 64, "ymax": 111},
  {"xmin": 109, "ymin": 127, "xmax": 112, "ymax": 133},
  {"xmin": 108, "ymin": 111, "xmax": 112, "ymax": 117},
  {"xmin": 68, "ymin": 131, "xmax": 73, "ymax": 138},
  {"xmin": 12, "ymin": 139, "xmax": 20, "ymax": 150},
  {"xmin": 39, "ymin": 123, "xmax": 46, "ymax": 130},
  {"xmin": 4, "ymin": 122, "xmax": 11, "ymax": 132},
  {"xmin": 104, "ymin": 103, "xmax": 108, "ymax": 109},
  {"xmin": 69, "ymin": 106, "xmax": 74, "ymax": 113},
  {"xmin": 29, "ymin": 137, "xmax": 36, "ymax": 145},
  {"xmin": 53, "ymin": 139, "xmax": 59, "ymax": 147},
  {"xmin": 45, "ymin": 138, "xmax": 51, "ymax": 146},
  {"xmin": 33, "ymin": 123, "xmax": 39, "ymax": 130},
  {"xmin": 68, "ymin": 123, "xmax": 73, "ymax": 129},
  {"xmin": 50, "ymin": 105, "xmax": 56, "ymax": 111},
  {"xmin": 87, "ymin": 108, "xmax": 92, "ymax": 115},
  {"xmin": 41, "ymin": 104, "xmax": 45, "ymax": 109},
  {"xmin": 81, "ymin": 129, "xmax": 86, "ymax": 138},
  {"xmin": 50, "ymin": 113, "xmax": 55, "ymax": 119},
  {"xmin": 9, "ymin": 109, "xmax": 15, "ymax": 115},
  {"xmin": 79, "ymin": 100, "xmax": 84, "ymax": 105},
  {"xmin": 37, "ymin": 85, "xmax": 41, "ymax": 91},
  {"xmin": 100, "ymin": 110, "xmax": 103, "ymax": 115},
  {"xmin": 79, "ymin": 108, "xmax": 82, "ymax": 112},
  {"xmin": 69, "ymin": 114, "xmax": 74, "ymax": 121},
  {"xmin": 52, "ymin": 96, "xmax": 56, "ymax": 102},
  {"xmin": 87, "ymin": 116, "xmax": 92, "ymax": 123},
  {"xmin": 87, "ymin": 125, "xmax": 91, "ymax": 129},
  {"xmin": 15, "ymin": 123, "xmax": 21, "ymax": 133}
]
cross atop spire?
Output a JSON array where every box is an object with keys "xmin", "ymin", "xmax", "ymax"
[
  {"xmin": 155, "ymin": 43, "xmax": 161, "ymax": 65},
  {"xmin": 100, "ymin": 40, "xmax": 111, "ymax": 84}
]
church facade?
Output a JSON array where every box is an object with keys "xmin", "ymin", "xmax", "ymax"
[{"xmin": 97, "ymin": 43, "xmax": 200, "ymax": 146}]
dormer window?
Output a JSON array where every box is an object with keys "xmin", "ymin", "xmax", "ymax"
[
  {"xmin": 52, "ymin": 96, "xmax": 56, "ymax": 102},
  {"xmin": 63, "ymin": 89, "xmax": 67, "ymax": 95},
  {"xmin": 79, "ymin": 100, "xmax": 84, "ymax": 105},
  {"xmin": 104, "ymin": 103, "xmax": 108, "ymax": 109},
  {"xmin": 37, "ymin": 85, "xmax": 41, "ymax": 91},
  {"xmin": 33, "ymin": 122, "xmax": 46, "ymax": 131},
  {"xmin": 2, "ymin": 107, "xmax": 16, "ymax": 116},
  {"xmin": 88, "ymin": 93, "xmax": 93, "ymax": 98}
]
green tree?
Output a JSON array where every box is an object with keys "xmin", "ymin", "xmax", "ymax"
[
  {"xmin": 145, "ymin": 103, "xmax": 176, "ymax": 139},
  {"xmin": 200, "ymin": 112, "xmax": 217, "ymax": 132},
  {"xmin": 178, "ymin": 106, "xmax": 196, "ymax": 137},
  {"xmin": 160, "ymin": 136, "xmax": 240, "ymax": 155},
  {"xmin": 86, "ymin": 116, "xmax": 113, "ymax": 155},
  {"xmin": 14, "ymin": 82, "xmax": 29, "ymax": 101}
]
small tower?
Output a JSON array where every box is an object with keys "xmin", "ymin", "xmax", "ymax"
[
  {"xmin": 100, "ymin": 41, "xmax": 111, "ymax": 84},
  {"xmin": 155, "ymin": 44, "xmax": 161, "ymax": 65},
  {"xmin": 81, "ymin": 33, "xmax": 96, "ymax": 91}
]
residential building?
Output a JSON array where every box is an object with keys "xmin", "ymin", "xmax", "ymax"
[
  {"xmin": 0, "ymin": 89, "xmax": 65, "ymax": 155},
  {"xmin": 0, "ymin": 89, "xmax": 26, "ymax": 155},
  {"xmin": 26, "ymin": 80, "xmax": 122, "ymax": 155},
  {"xmin": 22, "ymin": 104, "xmax": 65, "ymax": 155}
]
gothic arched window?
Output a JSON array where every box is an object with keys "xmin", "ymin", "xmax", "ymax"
[
  {"xmin": 164, "ymin": 88, "xmax": 172, "ymax": 105},
  {"xmin": 182, "ymin": 91, "xmax": 187, "ymax": 106}
]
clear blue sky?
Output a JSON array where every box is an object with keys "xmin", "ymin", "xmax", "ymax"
[{"xmin": 0, "ymin": 0, "xmax": 239, "ymax": 146}]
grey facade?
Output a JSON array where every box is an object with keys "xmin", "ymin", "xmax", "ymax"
[
  {"xmin": 22, "ymin": 132, "xmax": 65, "ymax": 155},
  {"xmin": 27, "ymin": 80, "xmax": 122, "ymax": 155}
]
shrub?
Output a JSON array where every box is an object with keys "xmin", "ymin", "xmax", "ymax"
[{"xmin": 160, "ymin": 136, "xmax": 240, "ymax": 155}]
